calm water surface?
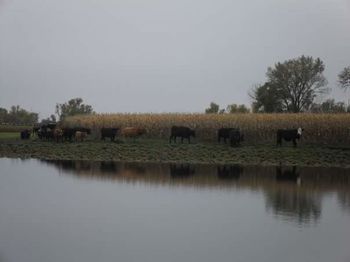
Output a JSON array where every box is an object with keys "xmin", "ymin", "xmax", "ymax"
[{"xmin": 0, "ymin": 158, "xmax": 350, "ymax": 262}]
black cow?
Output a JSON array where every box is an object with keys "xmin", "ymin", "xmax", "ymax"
[
  {"xmin": 169, "ymin": 126, "xmax": 195, "ymax": 144},
  {"xmin": 62, "ymin": 128, "xmax": 76, "ymax": 142},
  {"xmin": 20, "ymin": 129, "xmax": 31, "ymax": 140},
  {"xmin": 229, "ymin": 129, "xmax": 244, "ymax": 147},
  {"xmin": 61, "ymin": 127, "xmax": 91, "ymax": 142},
  {"xmin": 218, "ymin": 128, "xmax": 237, "ymax": 143},
  {"xmin": 277, "ymin": 128, "xmax": 303, "ymax": 147},
  {"xmin": 101, "ymin": 128, "xmax": 119, "ymax": 141},
  {"xmin": 38, "ymin": 124, "xmax": 56, "ymax": 141}
]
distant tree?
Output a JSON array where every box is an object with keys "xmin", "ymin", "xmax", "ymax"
[
  {"xmin": 0, "ymin": 108, "xmax": 7, "ymax": 123},
  {"xmin": 338, "ymin": 66, "xmax": 350, "ymax": 91},
  {"xmin": 226, "ymin": 103, "xmax": 250, "ymax": 113},
  {"xmin": 266, "ymin": 55, "xmax": 328, "ymax": 112},
  {"xmin": 0, "ymin": 106, "xmax": 38, "ymax": 125},
  {"xmin": 250, "ymin": 83, "xmax": 283, "ymax": 113},
  {"xmin": 310, "ymin": 99, "xmax": 347, "ymax": 113},
  {"xmin": 205, "ymin": 102, "xmax": 220, "ymax": 114},
  {"xmin": 55, "ymin": 98, "xmax": 94, "ymax": 120}
]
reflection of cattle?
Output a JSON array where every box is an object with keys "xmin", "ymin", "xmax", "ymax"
[
  {"xmin": 229, "ymin": 129, "xmax": 244, "ymax": 147},
  {"xmin": 53, "ymin": 128, "xmax": 64, "ymax": 143},
  {"xmin": 100, "ymin": 161, "xmax": 119, "ymax": 174},
  {"xmin": 101, "ymin": 128, "xmax": 119, "ymax": 141},
  {"xmin": 20, "ymin": 129, "xmax": 31, "ymax": 140},
  {"xmin": 217, "ymin": 165, "xmax": 242, "ymax": 180},
  {"xmin": 169, "ymin": 126, "xmax": 195, "ymax": 144},
  {"xmin": 75, "ymin": 131, "xmax": 87, "ymax": 142},
  {"xmin": 276, "ymin": 166, "xmax": 300, "ymax": 184},
  {"xmin": 170, "ymin": 164, "xmax": 195, "ymax": 178},
  {"xmin": 218, "ymin": 128, "xmax": 236, "ymax": 143},
  {"xmin": 124, "ymin": 163, "xmax": 146, "ymax": 174},
  {"xmin": 121, "ymin": 127, "xmax": 146, "ymax": 139},
  {"xmin": 277, "ymin": 128, "xmax": 303, "ymax": 147}
]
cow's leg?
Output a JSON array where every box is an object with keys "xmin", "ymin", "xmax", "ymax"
[
  {"xmin": 277, "ymin": 136, "xmax": 282, "ymax": 146},
  {"xmin": 169, "ymin": 135, "xmax": 173, "ymax": 143},
  {"xmin": 188, "ymin": 137, "xmax": 191, "ymax": 144},
  {"xmin": 181, "ymin": 137, "xmax": 184, "ymax": 143},
  {"xmin": 293, "ymin": 139, "xmax": 297, "ymax": 147}
]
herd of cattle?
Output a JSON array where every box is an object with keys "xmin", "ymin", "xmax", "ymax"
[{"xmin": 20, "ymin": 123, "xmax": 304, "ymax": 147}]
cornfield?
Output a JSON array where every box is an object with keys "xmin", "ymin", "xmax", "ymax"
[{"xmin": 63, "ymin": 113, "xmax": 350, "ymax": 145}]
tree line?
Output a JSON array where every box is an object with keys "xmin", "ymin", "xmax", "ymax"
[
  {"xmin": 1, "ymin": 55, "xmax": 349, "ymax": 124},
  {"xmin": 206, "ymin": 56, "xmax": 350, "ymax": 114},
  {"xmin": 0, "ymin": 98, "xmax": 94, "ymax": 126}
]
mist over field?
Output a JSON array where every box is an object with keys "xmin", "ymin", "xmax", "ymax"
[{"xmin": 0, "ymin": 0, "xmax": 350, "ymax": 118}]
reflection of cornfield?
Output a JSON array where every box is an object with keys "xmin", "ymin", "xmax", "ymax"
[{"xmin": 64, "ymin": 113, "xmax": 350, "ymax": 144}]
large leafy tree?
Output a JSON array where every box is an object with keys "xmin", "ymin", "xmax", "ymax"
[
  {"xmin": 266, "ymin": 55, "xmax": 328, "ymax": 112},
  {"xmin": 338, "ymin": 66, "xmax": 350, "ymax": 91},
  {"xmin": 56, "ymin": 98, "xmax": 94, "ymax": 120}
]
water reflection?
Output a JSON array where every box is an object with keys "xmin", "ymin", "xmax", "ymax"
[
  {"xmin": 40, "ymin": 160, "xmax": 350, "ymax": 226},
  {"xmin": 276, "ymin": 166, "xmax": 300, "ymax": 184},
  {"xmin": 170, "ymin": 164, "xmax": 195, "ymax": 178},
  {"xmin": 217, "ymin": 165, "xmax": 242, "ymax": 180},
  {"xmin": 265, "ymin": 189, "xmax": 321, "ymax": 224}
]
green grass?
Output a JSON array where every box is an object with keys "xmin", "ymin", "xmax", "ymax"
[
  {"xmin": 1, "ymin": 136, "xmax": 350, "ymax": 167},
  {"xmin": 0, "ymin": 132, "xmax": 20, "ymax": 140},
  {"xmin": 0, "ymin": 125, "xmax": 31, "ymax": 132}
]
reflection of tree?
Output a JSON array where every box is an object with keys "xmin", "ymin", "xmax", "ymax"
[
  {"xmin": 217, "ymin": 165, "xmax": 242, "ymax": 180},
  {"xmin": 169, "ymin": 164, "xmax": 195, "ymax": 178},
  {"xmin": 265, "ymin": 189, "xmax": 322, "ymax": 225},
  {"xmin": 337, "ymin": 191, "xmax": 350, "ymax": 213}
]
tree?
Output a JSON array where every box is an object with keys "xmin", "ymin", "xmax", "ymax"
[
  {"xmin": 266, "ymin": 55, "xmax": 328, "ymax": 112},
  {"xmin": 250, "ymin": 83, "xmax": 283, "ymax": 113},
  {"xmin": 338, "ymin": 66, "xmax": 350, "ymax": 91},
  {"xmin": 0, "ymin": 106, "xmax": 38, "ymax": 125},
  {"xmin": 226, "ymin": 103, "xmax": 250, "ymax": 113},
  {"xmin": 56, "ymin": 98, "xmax": 94, "ymax": 120},
  {"xmin": 310, "ymin": 99, "xmax": 347, "ymax": 113},
  {"xmin": 205, "ymin": 102, "xmax": 220, "ymax": 114}
]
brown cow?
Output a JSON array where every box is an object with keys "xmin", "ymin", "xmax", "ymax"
[
  {"xmin": 121, "ymin": 127, "xmax": 146, "ymax": 139},
  {"xmin": 53, "ymin": 128, "xmax": 63, "ymax": 143},
  {"xmin": 75, "ymin": 131, "xmax": 87, "ymax": 142}
]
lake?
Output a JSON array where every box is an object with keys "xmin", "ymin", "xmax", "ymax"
[{"xmin": 0, "ymin": 158, "xmax": 349, "ymax": 262}]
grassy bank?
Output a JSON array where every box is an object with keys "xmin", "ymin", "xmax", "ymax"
[{"xmin": 1, "ymin": 135, "xmax": 350, "ymax": 167}]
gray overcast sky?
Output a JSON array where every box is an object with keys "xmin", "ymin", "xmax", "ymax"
[{"xmin": 0, "ymin": 0, "xmax": 350, "ymax": 118}]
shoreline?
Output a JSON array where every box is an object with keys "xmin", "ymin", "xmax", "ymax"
[{"xmin": 1, "ymin": 138, "xmax": 350, "ymax": 168}]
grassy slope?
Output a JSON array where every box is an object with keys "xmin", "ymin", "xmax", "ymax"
[
  {"xmin": 1, "ymin": 133, "xmax": 350, "ymax": 167},
  {"xmin": 0, "ymin": 132, "xmax": 20, "ymax": 139}
]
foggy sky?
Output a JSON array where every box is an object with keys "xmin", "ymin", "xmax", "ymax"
[{"xmin": 0, "ymin": 0, "xmax": 350, "ymax": 118}]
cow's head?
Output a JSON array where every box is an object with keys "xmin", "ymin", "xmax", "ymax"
[
  {"xmin": 190, "ymin": 129, "xmax": 196, "ymax": 138},
  {"xmin": 297, "ymin": 127, "xmax": 303, "ymax": 138}
]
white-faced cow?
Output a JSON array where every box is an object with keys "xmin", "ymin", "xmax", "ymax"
[{"xmin": 277, "ymin": 127, "xmax": 303, "ymax": 147}]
